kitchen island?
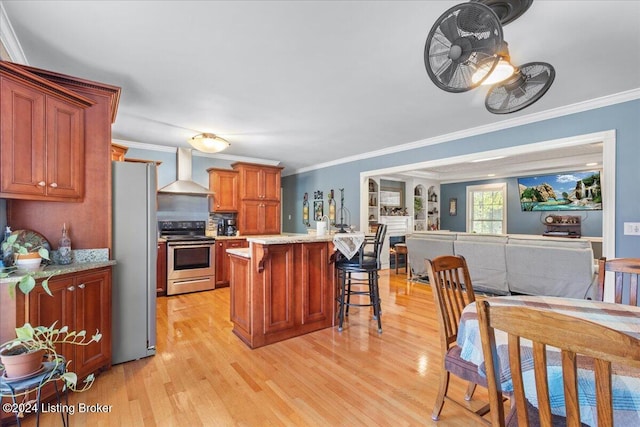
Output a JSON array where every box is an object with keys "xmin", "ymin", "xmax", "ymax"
[{"xmin": 228, "ymin": 234, "xmax": 337, "ymax": 348}]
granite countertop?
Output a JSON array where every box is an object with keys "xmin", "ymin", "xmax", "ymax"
[
  {"xmin": 1, "ymin": 248, "xmax": 115, "ymax": 285},
  {"xmin": 226, "ymin": 247, "xmax": 250, "ymax": 258},
  {"xmin": 246, "ymin": 233, "xmax": 336, "ymax": 245}
]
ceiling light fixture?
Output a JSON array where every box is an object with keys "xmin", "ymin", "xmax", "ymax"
[
  {"xmin": 471, "ymin": 57, "xmax": 516, "ymax": 86},
  {"xmin": 188, "ymin": 133, "xmax": 230, "ymax": 153},
  {"xmin": 586, "ymin": 162, "xmax": 598, "ymax": 166}
]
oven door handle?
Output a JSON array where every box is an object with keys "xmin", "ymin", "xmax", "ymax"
[{"xmin": 168, "ymin": 242, "xmax": 215, "ymax": 249}]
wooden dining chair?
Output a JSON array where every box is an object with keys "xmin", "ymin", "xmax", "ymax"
[
  {"xmin": 476, "ymin": 299, "xmax": 640, "ymax": 427},
  {"xmin": 597, "ymin": 257, "xmax": 640, "ymax": 305},
  {"xmin": 426, "ymin": 255, "xmax": 491, "ymax": 423}
]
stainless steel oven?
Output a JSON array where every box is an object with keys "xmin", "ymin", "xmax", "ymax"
[{"xmin": 160, "ymin": 221, "xmax": 216, "ymax": 295}]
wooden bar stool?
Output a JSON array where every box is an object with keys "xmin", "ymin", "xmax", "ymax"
[{"xmin": 393, "ymin": 243, "xmax": 408, "ymax": 275}]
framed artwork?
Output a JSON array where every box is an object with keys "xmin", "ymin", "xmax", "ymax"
[
  {"xmin": 302, "ymin": 192, "xmax": 310, "ymax": 226},
  {"xmin": 449, "ymin": 198, "xmax": 457, "ymax": 216},
  {"xmin": 314, "ymin": 200, "xmax": 324, "ymax": 221}
]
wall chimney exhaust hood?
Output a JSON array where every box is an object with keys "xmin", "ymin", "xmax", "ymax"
[{"xmin": 157, "ymin": 147, "xmax": 213, "ymax": 196}]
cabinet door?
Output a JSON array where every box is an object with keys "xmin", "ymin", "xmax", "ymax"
[
  {"xmin": 28, "ymin": 275, "xmax": 75, "ymax": 362},
  {"xmin": 262, "ymin": 201, "xmax": 281, "ymax": 234},
  {"xmin": 239, "ymin": 200, "xmax": 262, "ymax": 235},
  {"xmin": 262, "ymin": 167, "xmax": 281, "ymax": 201},
  {"xmin": 45, "ymin": 96, "xmax": 85, "ymax": 200},
  {"xmin": 215, "ymin": 240, "xmax": 227, "ymax": 286},
  {"xmin": 238, "ymin": 165, "xmax": 262, "ymax": 200},
  {"xmin": 0, "ymin": 77, "xmax": 46, "ymax": 197},
  {"xmin": 209, "ymin": 170, "xmax": 238, "ymax": 212},
  {"xmin": 229, "ymin": 254, "xmax": 251, "ymax": 340},
  {"xmin": 299, "ymin": 243, "xmax": 333, "ymax": 325},
  {"xmin": 73, "ymin": 268, "xmax": 111, "ymax": 379},
  {"xmin": 157, "ymin": 241, "xmax": 167, "ymax": 295},
  {"xmin": 260, "ymin": 244, "xmax": 296, "ymax": 334}
]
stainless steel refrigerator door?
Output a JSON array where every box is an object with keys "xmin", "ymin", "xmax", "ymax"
[{"xmin": 112, "ymin": 161, "xmax": 157, "ymax": 364}]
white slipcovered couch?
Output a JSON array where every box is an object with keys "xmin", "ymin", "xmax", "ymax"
[{"xmin": 406, "ymin": 232, "xmax": 597, "ymax": 299}]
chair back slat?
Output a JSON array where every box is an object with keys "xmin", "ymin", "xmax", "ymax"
[
  {"xmin": 477, "ymin": 300, "xmax": 640, "ymax": 427},
  {"xmin": 532, "ymin": 342, "xmax": 552, "ymax": 423},
  {"xmin": 597, "ymin": 257, "xmax": 640, "ymax": 304},
  {"xmin": 561, "ymin": 350, "xmax": 580, "ymax": 426},
  {"xmin": 427, "ymin": 255, "xmax": 476, "ymax": 349},
  {"xmin": 594, "ymin": 359, "xmax": 613, "ymax": 427}
]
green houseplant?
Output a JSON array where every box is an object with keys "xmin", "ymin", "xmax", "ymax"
[
  {"xmin": 0, "ymin": 322, "xmax": 102, "ymax": 394},
  {"xmin": 1, "ymin": 232, "xmax": 54, "ymax": 297}
]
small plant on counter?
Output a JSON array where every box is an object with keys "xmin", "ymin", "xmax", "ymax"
[
  {"xmin": 1, "ymin": 233, "xmax": 54, "ymax": 297},
  {"xmin": 0, "ymin": 322, "xmax": 102, "ymax": 395}
]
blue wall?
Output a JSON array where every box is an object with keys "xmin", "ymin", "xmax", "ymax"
[
  {"xmin": 439, "ymin": 177, "xmax": 603, "ymax": 237},
  {"xmin": 282, "ymin": 99, "xmax": 640, "ymax": 258}
]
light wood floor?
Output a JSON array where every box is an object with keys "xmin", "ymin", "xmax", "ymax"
[{"xmin": 17, "ymin": 270, "xmax": 491, "ymax": 427}]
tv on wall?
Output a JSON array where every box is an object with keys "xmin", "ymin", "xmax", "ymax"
[{"xmin": 517, "ymin": 170, "xmax": 602, "ymax": 211}]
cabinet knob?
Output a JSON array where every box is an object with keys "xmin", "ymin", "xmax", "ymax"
[
  {"xmin": 78, "ymin": 283, "xmax": 85, "ymax": 289},
  {"xmin": 67, "ymin": 285, "xmax": 75, "ymax": 291},
  {"xmin": 50, "ymin": 182, "xmax": 58, "ymax": 188},
  {"xmin": 38, "ymin": 181, "xmax": 46, "ymax": 187}
]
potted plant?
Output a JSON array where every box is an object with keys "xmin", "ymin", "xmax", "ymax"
[
  {"xmin": 0, "ymin": 322, "xmax": 102, "ymax": 393},
  {"xmin": 1, "ymin": 232, "xmax": 54, "ymax": 297}
]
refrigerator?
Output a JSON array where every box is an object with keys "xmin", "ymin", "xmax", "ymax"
[{"xmin": 111, "ymin": 161, "xmax": 157, "ymax": 364}]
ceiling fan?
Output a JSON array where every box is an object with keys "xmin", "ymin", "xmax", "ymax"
[{"xmin": 424, "ymin": 0, "xmax": 555, "ymax": 114}]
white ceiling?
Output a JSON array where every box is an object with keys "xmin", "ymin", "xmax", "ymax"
[{"xmin": 2, "ymin": 1, "xmax": 639, "ymax": 177}]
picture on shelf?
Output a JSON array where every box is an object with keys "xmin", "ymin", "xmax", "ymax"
[{"xmin": 314, "ymin": 200, "xmax": 324, "ymax": 221}]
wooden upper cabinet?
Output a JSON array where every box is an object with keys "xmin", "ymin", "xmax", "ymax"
[
  {"xmin": 111, "ymin": 142, "xmax": 129, "ymax": 161},
  {"xmin": 0, "ymin": 62, "xmax": 94, "ymax": 202},
  {"xmin": 232, "ymin": 162, "xmax": 283, "ymax": 201},
  {"xmin": 208, "ymin": 168, "xmax": 238, "ymax": 212}
]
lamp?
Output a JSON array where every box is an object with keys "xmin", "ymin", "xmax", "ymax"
[
  {"xmin": 472, "ymin": 58, "xmax": 516, "ymax": 85},
  {"xmin": 188, "ymin": 133, "xmax": 230, "ymax": 153},
  {"xmin": 471, "ymin": 41, "xmax": 515, "ymax": 86}
]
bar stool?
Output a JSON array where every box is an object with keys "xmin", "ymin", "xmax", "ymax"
[
  {"xmin": 335, "ymin": 224, "xmax": 387, "ymax": 333},
  {"xmin": 0, "ymin": 358, "xmax": 68, "ymax": 427},
  {"xmin": 392, "ymin": 243, "xmax": 408, "ymax": 275}
]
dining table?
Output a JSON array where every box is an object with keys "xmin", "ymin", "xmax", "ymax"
[{"xmin": 457, "ymin": 295, "xmax": 640, "ymax": 427}]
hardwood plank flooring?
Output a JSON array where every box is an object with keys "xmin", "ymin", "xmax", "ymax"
[{"xmin": 14, "ymin": 270, "xmax": 491, "ymax": 426}]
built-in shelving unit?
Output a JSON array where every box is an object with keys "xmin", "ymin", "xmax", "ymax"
[
  {"xmin": 367, "ymin": 178, "xmax": 379, "ymax": 232},
  {"xmin": 413, "ymin": 184, "xmax": 426, "ymax": 231},
  {"xmin": 427, "ymin": 186, "xmax": 440, "ymax": 230}
]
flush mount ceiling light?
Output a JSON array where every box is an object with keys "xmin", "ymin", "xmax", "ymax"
[{"xmin": 188, "ymin": 133, "xmax": 230, "ymax": 153}]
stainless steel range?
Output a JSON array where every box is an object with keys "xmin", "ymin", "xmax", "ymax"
[{"xmin": 159, "ymin": 220, "xmax": 216, "ymax": 295}]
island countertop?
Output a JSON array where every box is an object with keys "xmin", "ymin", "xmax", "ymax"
[{"xmin": 245, "ymin": 233, "xmax": 337, "ymax": 245}]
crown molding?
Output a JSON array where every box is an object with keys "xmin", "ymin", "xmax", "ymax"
[
  {"xmin": 0, "ymin": 2, "xmax": 27, "ymax": 64},
  {"xmin": 112, "ymin": 138, "xmax": 281, "ymax": 166},
  {"xmin": 290, "ymin": 89, "xmax": 640, "ymax": 176}
]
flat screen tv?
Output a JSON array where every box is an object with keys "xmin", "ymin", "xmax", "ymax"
[{"xmin": 517, "ymin": 170, "xmax": 602, "ymax": 211}]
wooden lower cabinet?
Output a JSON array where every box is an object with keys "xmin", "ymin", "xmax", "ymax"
[
  {"xmin": 215, "ymin": 238, "xmax": 249, "ymax": 287},
  {"xmin": 23, "ymin": 267, "xmax": 112, "ymax": 379},
  {"xmin": 0, "ymin": 267, "xmax": 112, "ymax": 425},
  {"xmin": 157, "ymin": 241, "xmax": 167, "ymax": 295},
  {"xmin": 229, "ymin": 241, "xmax": 335, "ymax": 348}
]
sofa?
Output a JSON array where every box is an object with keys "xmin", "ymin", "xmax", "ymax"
[{"xmin": 406, "ymin": 232, "xmax": 597, "ymax": 299}]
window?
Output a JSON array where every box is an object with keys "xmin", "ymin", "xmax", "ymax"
[{"xmin": 466, "ymin": 183, "xmax": 507, "ymax": 234}]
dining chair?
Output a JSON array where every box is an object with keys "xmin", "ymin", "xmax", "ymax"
[
  {"xmin": 335, "ymin": 223, "xmax": 387, "ymax": 333},
  {"xmin": 597, "ymin": 257, "xmax": 640, "ymax": 305},
  {"xmin": 476, "ymin": 299, "xmax": 640, "ymax": 427},
  {"xmin": 426, "ymin": 255, "xmax": 491, "ymax": 423}
]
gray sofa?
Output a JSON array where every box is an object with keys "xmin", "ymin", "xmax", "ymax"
[{"xmin": 406, "ymin": 232, "xmax": 597, "ymax": 299}]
